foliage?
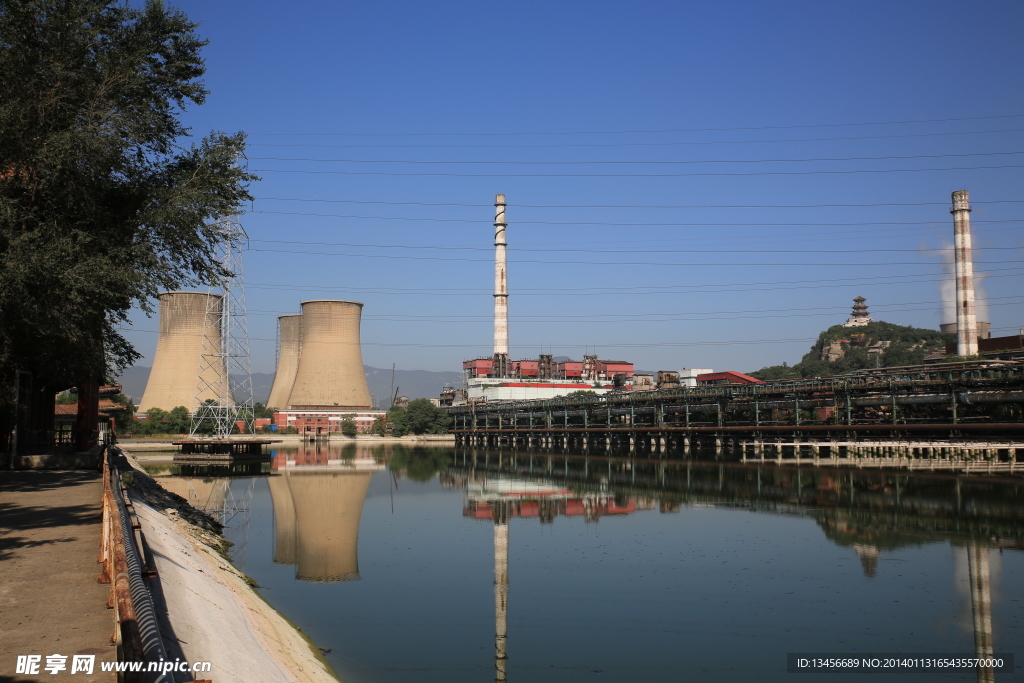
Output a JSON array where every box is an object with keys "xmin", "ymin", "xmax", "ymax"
[
  {"xmin": 119, "ymin": 403, "xmax": 218, "ymax": 436},
  {"xmin": 565, "ymin": 390, "xmax": 597, "ymax": 397},
  {"xmin": 388, "ymin": 446, "xmax": 452, "ymax": 482},
  {"xmin": 749, "ymin": 321, "xmax": 954, "ymax": 380},
  {"xmin": 55, "ymin": 390, "xmax": 78, "ymax": 405},
  {"xmin": 252, "ymin": 402, "xmax": 275, "ymax": 419},
  {"xmin": 370, "ymin": 414, "xmax": 392, "ymax": 436},
  {"xmin": 388, "ymin": 398, "xmax": 452, "ymax": 436},
  {"xmin": 0, "ymin": 0, "xmax": 256, "ymax": 431},
  {"xmin": 340, "ymin": 415, "xmax": 358, "ymax": 437}
]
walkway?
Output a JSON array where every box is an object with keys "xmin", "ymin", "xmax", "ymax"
[{"xmin": 0, "ymin": 470, "xmax": 115, "ymax": 682}]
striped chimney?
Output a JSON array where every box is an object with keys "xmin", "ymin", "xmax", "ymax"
[{"xmin": 951, "ymin": 191, "xmax": 978, "ymax": 356}]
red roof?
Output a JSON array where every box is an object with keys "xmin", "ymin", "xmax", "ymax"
[{"xmin": 697, "ymin": 371, "xmax": 763, "ymax": 385}]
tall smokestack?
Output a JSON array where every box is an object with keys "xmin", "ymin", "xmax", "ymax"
[
  {"xmin": 492, "ymin": 194, "xmax": 510, "ymax": 377},
  {"xmin": 951, "ymin": 191, "xmax": 978, "ymax": 356}
]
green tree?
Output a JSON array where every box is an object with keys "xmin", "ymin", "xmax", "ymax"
[
  {"xmin": 0, "ymin": 0, "xmax": 256, "ymax": 435},
  {"xmin": 340, "ymin": 415, "xmax": 358, "ymax": 437},
  {"xmin": 166, "ymin": 406, "xmax": 191, "ymax": 434},
  {"xmin": 252, "ymin": 402, "xmax": 275, "ymax": 419},
  {"xmin": 403, "ymin": 398, "xmax": 452, "ymax": 435}
]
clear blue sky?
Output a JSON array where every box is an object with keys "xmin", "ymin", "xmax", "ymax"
[{"xmin": 122, "ymin": 0, "xmax": 1024, "ymax": 375}]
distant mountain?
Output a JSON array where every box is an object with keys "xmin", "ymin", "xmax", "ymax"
[
  {"xmin": 364, "ymin": 366, "xmax": 463, "ymax": 407},
  {"xmin": 117, "ymin": 365, "xmax": 463, "ymax": 408}
]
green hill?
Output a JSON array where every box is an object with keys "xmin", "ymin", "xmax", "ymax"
[{"xmin": 749, "ymin": 321, "xmax": 954, "ymax": 380}]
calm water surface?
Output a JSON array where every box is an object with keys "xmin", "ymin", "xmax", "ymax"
[{"xmin": 164, "ymin": 443, "xmax": 1024, "ymax": 682}]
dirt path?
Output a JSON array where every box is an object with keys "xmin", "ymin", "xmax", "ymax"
[{"xmin": 0, "ymin": 470, "xmax": 116, "ymax": 682}]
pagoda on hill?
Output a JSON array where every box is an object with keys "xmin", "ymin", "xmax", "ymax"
[{"xmin": 843, "ymin": 296, "xmax": 873, "ymax": 328}]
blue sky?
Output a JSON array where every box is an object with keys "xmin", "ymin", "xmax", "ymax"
[{"xmin": 122, "ymin": 0, "xmax": 1024, "ymax": 375}]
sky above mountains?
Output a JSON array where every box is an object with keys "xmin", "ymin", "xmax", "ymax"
[{"xmin": 120, "ymin": 0, "xmax": 1024, "ymax": 376}]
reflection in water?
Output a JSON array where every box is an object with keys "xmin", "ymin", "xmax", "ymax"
[
  {"xmin": 451, "ymin": 447, "xmax": 1023, "ymax": 683},
  {"xmin": 969, "ymin": 543, "xmax": 994, "ymax": 683},
  {"xmin": 493, "ymin": 504, "xmax": 508, "ymax": 683},
  {"xmin": 268, "ymin": 442, "xmax": 383, "ymax": 582},
  {"xmin": 460, "ymin": 475, "xmax": 647, "ymax": 681}
]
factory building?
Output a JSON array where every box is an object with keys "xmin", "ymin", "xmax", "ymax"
[
  {"xmin": 463, "ymin": 354, "xmax": 636, "ymax": 401},
  {"xmin": 138, "ymin": 291, "xmax": 226, "ymax": 415}
]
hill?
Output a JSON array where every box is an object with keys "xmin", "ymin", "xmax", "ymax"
[{"xmin": 749, "ymin": 321, "xmax": 954, "ymax": 380}]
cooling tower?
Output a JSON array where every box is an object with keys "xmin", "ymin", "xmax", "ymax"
[
  {"xmin": 138, "ymin": 291, "xmax": 225, "ymax": 414},
  {"xmin": 268, "ymin": 474, "xmax": 297, "ymax": 565},
  {"xmin": 286, "ymin": 471, "xmax": 372, "ymax": 582},
  {"xmin": 287, "ymin": 300, "xmax": 373, "ymax": 409},
  {"xmin": 267, "ymin": 314, "xmax": 302, "ymax": 409}
]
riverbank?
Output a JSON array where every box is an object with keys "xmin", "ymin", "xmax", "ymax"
[{"xmin": 118, "ymin": 448, "xmax": 338, "ymax": 683}]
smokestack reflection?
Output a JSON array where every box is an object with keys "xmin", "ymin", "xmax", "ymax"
[
  {"xmin": 968, "ymin": 543, "xmax": 994, "ymax": 683},
  {"xmin": 494, "ymin": 503, "xmax": 509, "ymax": 683}
]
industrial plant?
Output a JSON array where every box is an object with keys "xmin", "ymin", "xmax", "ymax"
[{"xmin": 460, "ymin": 195, "xmax": 643, "ymax": 402}]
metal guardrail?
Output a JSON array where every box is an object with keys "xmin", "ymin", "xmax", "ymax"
[{"xmin": 99, "ymin": 448, "xmax": 174, "ymax": 683}]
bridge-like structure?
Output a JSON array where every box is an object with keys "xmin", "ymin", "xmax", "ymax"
[{"xmin": 447, "ymin": 361, "xmax": 1024, "ymax": 451}]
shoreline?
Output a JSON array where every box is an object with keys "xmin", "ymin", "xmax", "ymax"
[{"xmin": 119, "ymin": 447, "xmax": 339, "ymax": 683}]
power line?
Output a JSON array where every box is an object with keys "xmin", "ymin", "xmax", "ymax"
[
  {"xmin": 247, "ymin": 112, "xmax": 1024, "ymax": 137},
  {"xmin": 246, "ymin": 246, "xmax": 1024, "ymax": 267},
  {"xmin": 247, "ymin": 212, "xmax": 1024, "ymax": 229},
  {"xmin": 247, "ymin": 237, "xmax": 1024, "ymax": 255},
  {"xmin": 248, "ymin": 150, "xmax": 1024, "ymax": 166},
  {"xmin": 251, "ymin": 163, "xmax": 1024, "ymax": 178},
  {"xmin": 253, "ymin": 196, "xmax": 1024, "ymax": 209},
  {"xmin": 243, "ymin": 268, "xmax": 1024, "ymax": 296},
  {"xmin": 245, "ymin": 295, "xmax": 1023, "ymax": 321},
  {"xmin": 247, "ymin": 126, "xmax": 1024, "ymax": 150}
]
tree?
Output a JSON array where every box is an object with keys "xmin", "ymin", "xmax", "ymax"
[
  {"xmin": 340, "ymin": 415, "xmax": 358, "ymax": 437},
  {"xmin": 0, "ymin": 1, "xmax": 256, "ymax": 440},
  {"xmin": 390, "ymin": 398, "xmax": 452, "ymax": 436},
  {"xmin": 252, "ymin": 402, "xmax": 275, "ymax": 419}
]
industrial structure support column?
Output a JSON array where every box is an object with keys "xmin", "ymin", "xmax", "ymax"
[
  {"xmin": 492, "ymin": 194, "xmax": 510, "ymax": 378},
  {"xmin": 952, "ymin": 190, "xmax": 978, "ymax": 357}
]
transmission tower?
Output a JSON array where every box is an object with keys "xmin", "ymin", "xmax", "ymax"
[{"xmin": 190, "ymin": 216, "xmax": 255, "ymax": 438}]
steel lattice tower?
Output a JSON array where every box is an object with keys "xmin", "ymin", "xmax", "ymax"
[{"xmin": 190, "ymin": 216, "xmax": 255, "ymax": 437}]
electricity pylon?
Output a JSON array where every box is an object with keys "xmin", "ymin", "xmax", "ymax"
[{"xmin": 190, "ymin": 216, "xmax": 254, "ymax": 438}]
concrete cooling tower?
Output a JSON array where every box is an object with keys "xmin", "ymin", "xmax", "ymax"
[
  {"xmin": 138, "ymin": 291, "xmax": 225, "ymax": 414},
  {"xmin": 287, "ymin": 300, "xmax": 373, "ymax": 409},
  {"xmin": 281, "ymin": 471, "xmax": 373, "ymax": 582},
  {"xmin": 267, "ymin": 314, "xmax": 302, "ymax": 409}
]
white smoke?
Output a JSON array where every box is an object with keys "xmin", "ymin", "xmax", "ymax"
[{"xmin": 922, "ymin": 238, "xmax": 989, "ymax": 326}]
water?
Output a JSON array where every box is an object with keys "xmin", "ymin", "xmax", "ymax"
[{"xmin": 161, "ymin": 443, "xmax": 1024, "ymax": 682}]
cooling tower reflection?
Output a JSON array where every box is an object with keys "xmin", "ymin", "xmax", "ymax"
[{"xmin": 268, "ymin": 443, "xmax": 384, "ymax": 582}]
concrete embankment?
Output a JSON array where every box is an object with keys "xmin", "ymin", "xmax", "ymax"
[{"xmin": 119, "ymin": 449, "xmax": 338, "ymax": 683}]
